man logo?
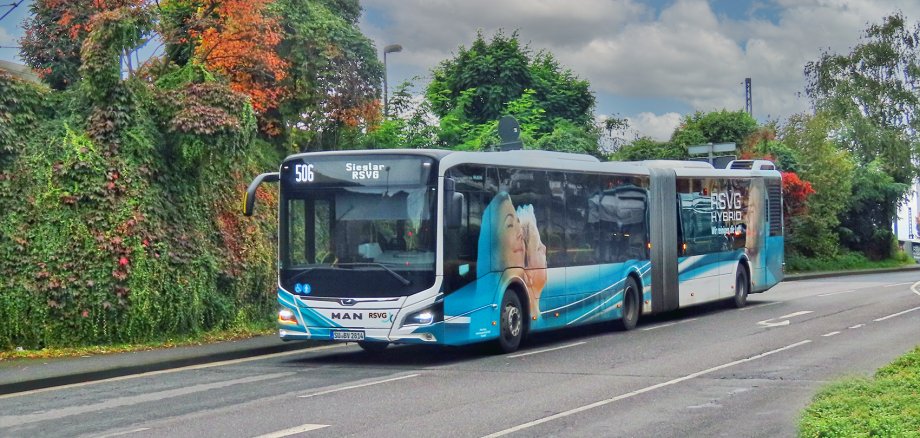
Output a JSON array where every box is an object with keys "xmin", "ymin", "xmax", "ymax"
[{"xmin": 330, "ymin": 312, "xmax": 363, "ymax": 320}]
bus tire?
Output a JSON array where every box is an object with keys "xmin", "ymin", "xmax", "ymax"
[
  {"xmin": 732, "ymin": 265, "xmax": 750, "ymax": 308},
  {"xmin": 497, "ymin": 289, "xmax": 524, "ymax": 353},
  {"xmin": 614, "ymin": 276, "xmax": 640, "ymax": 331},
  {"xmin": 358, "ymin": 341, "xmax": 388, "ymax": 353}
]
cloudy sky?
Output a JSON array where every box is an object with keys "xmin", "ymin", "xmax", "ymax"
[
  {"xmin": 2, "ymin": 0, "xmax": 919, "ymax": 139},
  {"xmin": 359, "ymin": 0, "xmax": 920, "ymax": 139}
]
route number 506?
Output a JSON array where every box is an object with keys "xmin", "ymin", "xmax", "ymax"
[{"xmin": 295, "ymin": 163, "xmax": 315, "ymax": 183}]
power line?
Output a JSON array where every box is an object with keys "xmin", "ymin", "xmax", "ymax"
[{"xmin": 0, "ymin": 0, "xmax": 24, "ymax": 22}]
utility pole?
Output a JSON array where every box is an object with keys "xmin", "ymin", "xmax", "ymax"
[{"xmin": 744, "ymin": 78, "xmax": 752, "ymax": 116}]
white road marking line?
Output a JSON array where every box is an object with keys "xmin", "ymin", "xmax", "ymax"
[
  {"xmin": 0, "ymin": 343, "xmax": 345, "ymax": 400},
  {"xmin": 874, "ymin": 305, "xmax": 920, "ymax": 322},
  {"xmin": 96, "ymin": 428, "xmax": 151, "ymax": 437},
  {"xmin": 640, "ymin": 318, "xmax": 699, "ymax": 331},
  {"xmin": 912, "ymin": 281, "xmax": 920, "ymax": 297},
  {"xmin": 252, "ymin": 423, "xmax": 330, "ymax": 438},
  {"xmin": 298, "ymin": 374, "xmax": 419, "ymax": 399},
  {"xmin": 822, "ymin": 331, "xmax": 841, "ymax": 337},
  {"xmin": 0, "ymin": 373, "xmax": 294, "ymax": 428},
  {"xmin": 481, "ymin": 340, "xmax": 812, "ymax": 438},
  {"xmin": 508, "ymin": 342, "xmax": 587, "ymax": 358},
  {"xmin": 757, "ymin": 310, "xmax": 813, "ymax": 328},
  {"xmin": 739, "ymin": 301, "xmax": 782, "ymax": 311},
  {"xmin": 778, "ymin": 311, "xmax": 814, "ymax": 319},
  {"xmin": 849, "ymin": 324, "xmax": 864, "ymax": 329},
  {"xmin": 883, "ymin": 282, "xmax": 913, "ymax": 288},
  {"xmin": 818, "ymin": 289, "xmax": 855, "ymax": 297}
]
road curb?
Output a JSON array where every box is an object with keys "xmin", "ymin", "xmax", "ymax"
[
  {"xmin": 0, "ymin": 338, "xmax": 323, "ymax": 396},
  {"xmin": 784, "ymin": 264, "xmax": 920, "ymax": 281}
]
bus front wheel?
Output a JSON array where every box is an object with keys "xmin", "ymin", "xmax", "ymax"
[
  {"xmin": 615, "ymin": 277, "xmax": 640, "ymax": 331},
  {"xmin": 497, "ymin": 290, "xmax": 524, "ymax": 353},
  {"xmin": 732, "ymin": 265, "xmax": 750, "ymax": 308}
]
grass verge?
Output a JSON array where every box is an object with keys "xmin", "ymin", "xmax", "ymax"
[
  {"xmin": 799, "ymin": 346, "xmax": 920, "ymax": 437},
  {"xmin": 0, "ymin": 324, "xmax": 275, "ymax": 361},
  {"xmin": 787, "ymin": 250, "xmax": 915, "ymax": 274}
]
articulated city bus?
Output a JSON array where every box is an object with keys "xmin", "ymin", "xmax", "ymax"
[{"xmin": 244, "ymin": 150, "xmax": 784, "ymax": 353}]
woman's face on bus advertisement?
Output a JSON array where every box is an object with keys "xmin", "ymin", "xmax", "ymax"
[{"xmin": 496, "ymin": 198, "xmax": 525, "ymax": 269}]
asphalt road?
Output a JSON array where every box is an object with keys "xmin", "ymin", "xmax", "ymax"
[{"xmin": 2, "ymin": 271, "xmax": 919, "ymax": 438}]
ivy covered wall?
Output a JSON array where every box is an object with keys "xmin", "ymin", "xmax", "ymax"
[{"xmin": 0, "ymin": 68, "xmax": 281, "ymax": 349}]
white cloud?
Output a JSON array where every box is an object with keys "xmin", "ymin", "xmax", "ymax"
[
  {"xmin": 627, "ymin": 112, "xmax": 683, "ymax": 142},
  {"xmin": 0, "ymin": 26, "xmax": 12, "ymax": 45},
  {"xmin": 361, "ymin": 0, "xmax": 920, "ymax": 138}
]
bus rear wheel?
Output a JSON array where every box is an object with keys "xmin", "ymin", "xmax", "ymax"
[
  {"xmin": 358, "ymin": 341, "xmax": 389, "ymax": 353},
  {"xmin": 615, "ymin": 277, "xmax": 640, "ymax": 331},
  {"xmin": 497, "ymin": 290, "xmax": 524, "ymax": 353},
  {"xmin": 731, "ymin": 265, "xmax": 750, "ymax": 308}
]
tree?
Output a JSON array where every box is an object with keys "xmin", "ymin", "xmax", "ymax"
[
  {"xmin": 612, "ymin": 137, "xmax": 686, "ymax": 161},
  {"xmin": 425, "ymin": 30, "xmax": 595, "ymax": 145},
  {"xmin": 779, "ymin": 112, "xmax": 855, "ymax": 258},
  {"xmin": 838, "ymin": 161, "xmax": 908, "ymax": 260},
  {"xmin": 671, "ymin": 109, "xmax": 758, "ymax": 147},
  {"xmin": 805, "ymin": 13, "xmax": 920, "ymax": 185},
  {"xmin": 156, "ymin": 0, "xmax": 288, "ymax": 127},
  {"xmin": 274, "ymin": 0, "xmax": 383, "ymax": 150},
  {"xmin": 20, "ymin": 0, "xmax": 146, "ymax": 90}
]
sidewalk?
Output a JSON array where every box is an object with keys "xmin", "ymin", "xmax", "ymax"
[
  {"xmin": 0, "ymin": 335, "xmax": 320, "ymax": 395},
  {"xmin": 2, "ymin": 265, "xmax": 919, "ymax": 396}
]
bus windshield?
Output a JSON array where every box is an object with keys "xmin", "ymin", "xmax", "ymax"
[{"xmin": 279, "ymin": 156, "xmax": 437, "ymax": 298}]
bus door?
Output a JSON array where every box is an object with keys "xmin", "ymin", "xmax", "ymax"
[{"xmin": 650, "ymin": 169, "xmax": 679, "ymax": 313}]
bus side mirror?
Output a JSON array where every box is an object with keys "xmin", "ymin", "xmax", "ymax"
[
  {"xmin": 445, "ymin": 178, "xmax": 464, "ymax": 229},
  {"xmin": 243, "ymin": 172, "xmax": 280, "ymax": 216}
]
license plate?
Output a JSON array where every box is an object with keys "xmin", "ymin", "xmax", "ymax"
[{"xmin": 332, "ymin": 330, "xmax": 365, "ymax": 341}]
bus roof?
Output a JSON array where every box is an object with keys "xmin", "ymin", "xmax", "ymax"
[{"xmin": 281, "ymin": 149, "xmax": 780, "ymax": 179}]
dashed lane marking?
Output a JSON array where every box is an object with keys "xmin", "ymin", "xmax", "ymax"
[
  {"xmin": 508, "ymin": 342, "xmax": 587, "ymax": 358},
  {"xmin": 739, "ymin": 301, "xmax": 782, "ymax": 311},
  {"xmin": 96, "ymin": 428, "xmax": 151, "ymax": 437},
  {"xmin": 640, "ymin": 318, "xmax": 699, "ymax": 331},
  {"xmin": 252, "ymin": 423, "xmax": 330, "ymax": 438},
  {"xmin": 874, "ymin": 305, "xmax": 920, "ymax": 322},
  {"xmin": 822, "ymin": 331, "xmax": 840, "ymax": 337},
  {"xmin": 849, "ymin": 324, "xmax": 864, "ymax": 329},
  {"xmin": 298, "ymin": 374, "xmax": 419, "ymax": 399},
  {"xmin": 818, "ymin": 289, "xmax": 855, "ymax": 297}
]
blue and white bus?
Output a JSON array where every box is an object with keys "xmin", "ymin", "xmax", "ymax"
[{"xmin": 244, "ymin": 150, "xmax": 784, "ymax": 353}]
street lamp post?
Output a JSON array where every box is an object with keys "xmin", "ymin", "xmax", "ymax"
[{"xmin": 383, "ymin": 43, "xmax": 402, "ymax": 118}]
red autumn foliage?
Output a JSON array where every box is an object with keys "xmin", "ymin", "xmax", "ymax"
[
  {"xmin": 781, "ymin": 171, "xmax": 815, "ymax": 220},
  {"xmin": 189, "ymin": 0, "xmax": 288, "ymax": 114}
]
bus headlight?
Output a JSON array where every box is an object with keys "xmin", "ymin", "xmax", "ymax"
[
  {"xmin": 403, "ymin": 302, "xmax": 443, "ymax": 326},
  {"xmin": 278, "ymin": 308, "xmax": 298, "ymax": 325}
]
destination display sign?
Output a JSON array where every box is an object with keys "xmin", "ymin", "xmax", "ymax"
[{"xmin": 281, "ymin": 155, "xmax": 435, "ymax": 188}]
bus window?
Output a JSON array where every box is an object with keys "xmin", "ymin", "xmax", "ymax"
[
  {"xmin": 593, "ymin": 175, "xmax": 649, "ymax": 262},
  {"xmin": 546, "ymin": 172, "xmax": 567, "ymax": 266},
  {"xmin": 566, "ymin": 174, "xmax": 599, "ymax": 265}
]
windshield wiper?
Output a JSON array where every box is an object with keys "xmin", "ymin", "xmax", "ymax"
[
  {"xmin": 334, "ymin": 262, "xmax": 411, "ymax": 286},
  {"xmin": 287, "ymin": 265, "xmax": 344, "ymax": 284}
]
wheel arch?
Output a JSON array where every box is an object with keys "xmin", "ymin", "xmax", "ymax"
[{"xmin": 503, "ymin": 277, "xmax": 531, "ymax": 333}]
